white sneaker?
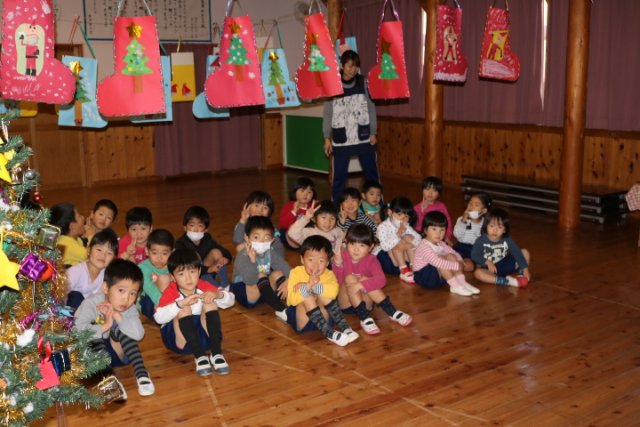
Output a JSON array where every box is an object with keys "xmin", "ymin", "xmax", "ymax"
[
  {"xmin": 399, "ymin": 270, "xmax": 415, "ymax": 284},
  {"xmin": 194, "ymin": 355, "xmax": 212, "ymax": 377},
  {"xmin": 210, "ymin": 354, "xmax": 230, "ymax": 375},
  {"xmin": 137, "ymin": 376, "xmax": 155, "ymax": 396},
  {"xmin": 507, "ymin": 276, "xmax": 519, "ymax": 287},
  {"xmin": 342, "ymin": 328, "xmax": 360, "ymax": 344},
  {"xmin": 275, "ymin": 309, "xmax": 288, "ymax": 323},
  {"xmin": 463, "ymin": 283, "xmax": 480, "ymax": 295},
  {"xmin": 327, "ymin": 331, "xmax": 349, "ymax": 347},
  {"xmin": 360, "ymin": 317, "xmax": 381, "ymax": 335},
  {"xmin": 390, "ymin": 310, "xmax": 413, "ymax": 326},
  {"xmin": 449, "ymin": 284, "xmax": 473, "ymax": 296}
]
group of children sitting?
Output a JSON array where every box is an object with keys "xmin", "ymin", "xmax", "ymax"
[{"xmin": 50, "ymin": 175, "xmax": 531, "ymax": 400}]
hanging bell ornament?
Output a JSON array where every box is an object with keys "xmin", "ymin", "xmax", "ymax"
[{"xmin": 24, "ymin": 169, "xmax": 38, "ymax": 181}]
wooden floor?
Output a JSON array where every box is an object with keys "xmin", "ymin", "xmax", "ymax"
[{"xmin": 34, "ymin": 170, "xmax": 640, "ymax": 427}]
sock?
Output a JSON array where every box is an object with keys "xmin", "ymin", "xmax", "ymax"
[
  {"xmin": 378, "ymin": 297, "xmax": 397, "ymax": 317},
  {"xmin": 110, "ymin": 327, "xmax": 149, "ymax": 380},
  {"xmin": 354, "ymin": 301, "xmax": 371, "ymax": 321},
  {"xmin": 178, "ymin": 316, "xmax": 206, "ymax": 358},
  {"xmin": 495, "ymin": 276, "xmax": 510, "ymax": 286},
  {"xmin": 447, "ymin": 277, "xmax": 461, "ymax": 288},
  {"xmin": 306, "ymin": 307, "xmax": 334, "ymax": 338},
  {"xmin": 454, "ymin": 274, "xmax": 472, "ymax": 287},
  {"xmin": 257, "ymin": 277, "xmax": 286, "ymax": 312},
  {"xmin": 326, "ymin": 300, "xmax": 351, "ymax": 332},
  {"xmin": 205, "ymin": 310, "xmax": 222, "ymax": 356}
]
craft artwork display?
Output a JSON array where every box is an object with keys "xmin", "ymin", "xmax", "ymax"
[
  {"xmin": 367, "ymin": 0, "xmax": 410, "ymax": 99},
  {"xmin": 434, "ymin": 0, "xmax": 468, "ymax": 83},
  {"xmin": 0, "ymin": 100, "xmax": 37, "ymax": 117},
  {"xmin": 171, "ymin": 52, "xmax": 197, "ymax": 102},
  {"xmin": 205, "ymin": 16, "xmax": 265, "ymax": 108},
  {"xmin": 193, "ymin": 55, "xmax": 231, "ymax": 119},
  {"xmin": 295, "ymin": 12, "xmax": 343, "ymax": 100},
  {"xmin": 59, "ymin": 57, "xmax": 107, "ymax": 128},
  {"xmin": 478, "ymin": 2, "xmax": 520, "ymax": 81},
  {"xmin": 335, "ymin": 36, "xmax": 357, "ymax": 63},
  {"xmin": 131, "ymin": 56, "xmax": 173, "ymax": 123},
  {"xmin": 261, "ymin": 49, "xmax": 300, "ymax": 109},
  {"xmin": 0, "ymin": 0, "xmax": 75, "ymax": 104},
  {"xmin": 97, "ymin": 15, "xmax": 165, "ymax": 116}
]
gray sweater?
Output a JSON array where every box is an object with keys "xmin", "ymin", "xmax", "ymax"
[
  {"xmin": 232, "ymin": 222, "xmax": 285, "ymax": 258},
  {"xmin": 232, "ymin": 248, "xmax": 291, "ymax": 285},
  {"xmin": 74, "ymin": 292, "xmax": 145, "ymax": 341}
]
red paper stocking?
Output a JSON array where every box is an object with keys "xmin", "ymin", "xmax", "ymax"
[
  {"xmin": 0, "ymin": 0, "xmax": 75, "ymax": 104},
  {"xmin": 434, "ymin": 1, "xmax": 468, "ymax": 83},
  {"xmin": 204, "ymin": 16, "xmax": 265, "ymax": 108},
  {"xmin": 97, "ymin": 16, "xmax": 165, "ymax": 117},
  {"xmin": 295, "ymin": 13, "xmax": 343, "ymax": 100},
  {"xmin": 479, "ymin": 4, "xmax": 520, "ymax": 81}
]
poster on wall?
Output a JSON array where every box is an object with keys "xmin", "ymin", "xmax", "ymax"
[{"xmin": 83, "ymin": 0, "xmax": 212, "ymax": 42}]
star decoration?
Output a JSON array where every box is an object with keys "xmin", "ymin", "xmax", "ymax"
[
  {"xmin": 230, "ymin": 20, "xmax": 242, "ymax": 35},
  {"xmin": 381, "ymin": 38, "xmax": 392, "ymax": 55},
  {"xmin": 69, "ymin": 61, "xmax": 83, "ymax": 75},
  {"xmin": 126, "ymin": 22, "xmax": 142, "ymax": 38},
  {"xmin": 269, "ymin": 51, "xmax": 279, "ymax": 61},
  {"xmin": 0, "ymin": 248, "xmax": 20, "ymax": 291},
  {"xmin": 0, "ymin": 153, "xmax": 12, "ymax": 183},
  {"xmin": 306, "ymin": 32, "xmax": 319, "ymax": 46}
]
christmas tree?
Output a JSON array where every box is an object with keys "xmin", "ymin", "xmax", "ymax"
[
  {"xmin": 226, "ymin": 20, "xmax": 250, "ymax": 82},
  {"xmin": 0, "ymin": 117, "xmax": 111, "ymax": 426},
  {"xmin": 122, "ymin": 22, "xmax": 152, "ymax": 93},
  {"xmin": 307, "ymin": 31, "xmax": 329, "ymax": 89},
  {"xmin": 70, "ymin": 62, "xmax": 91, "ymax": 125},
  {"xmin": 267, "ymin": 52, "xmax": 286, "ymax": 105},
  {"xmin": 378, "ymin": 38, "xmax": 398, "ymax": 91}
]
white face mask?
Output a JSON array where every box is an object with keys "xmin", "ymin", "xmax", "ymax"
[
  {"xmin": 468, "ymin": 210, "xmax": 482, "ymax": 220},
  {"xmin": 251, "ymin": 241, "xmax": 271, "ymax": 255},
  {"xmin": 187, "ymin": 231, "xmax": 205, "ymax": 242},
  {"xmin": 391, "ymin": 217, "xmax": 403, "ymax": 228}
]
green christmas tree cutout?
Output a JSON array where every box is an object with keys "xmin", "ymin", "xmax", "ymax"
[
  {"xmin": 268, "ymin": 51, "xmax": 286, "ymax": 104},
  {"xmin": 70, "ymin": 61, "xmax": 91, "ymax": 125},
  {"xmin": 122, "ymin": 22, "xmax": 152, "ymax": 93},
  {"xmin": 226, "ymin": 20, "xmax": 250, "ymax": 81},
  {"xmin": 379, "ymin": 38, "xmax": 399, "ymax": 81},
  {"xmin": 307, "ymin": 32, "xmax": 329, "ymax": 88}
]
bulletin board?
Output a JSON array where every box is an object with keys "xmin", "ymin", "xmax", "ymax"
[
  {"xmin": 83, "ymin": 0, "xmax": 212, "ymax": 42},
  {"xmin": 284, "ymin": 115, "xmax": 329, "ymax": 174}
]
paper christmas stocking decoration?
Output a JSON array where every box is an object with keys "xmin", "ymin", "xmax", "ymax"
[
  {"xmin": 205, "ymin": 16, "xmax": 265, "ymax": 108},
  {"xmin": 131, "ymin": 56, "xmax": 173, "ymax": 123},
  {"xmin": 59, "ymin": 57, "xmax": 107, "ymax": 128},
  {"xmin": 97, "ymin": 16, "xmax": 165, "ymax": 116},
  {"xmin": 0, "ymin": 0, "xmax": 75, "ymax": 104},
  {"xmin": 479, "ymin": 4, "xmax": 520, "ymax": 81},
  {"xmin": 193, "ymin": 55, "xmax": 230, "ymax": 119},
  {"xmin": 335, "ymin": 36, "xmax": 358, "ymax": 64},
  {"xmin": 434, "ymin": 1, "xmax": 468, "ymax": 83},
  {"xmin": 262, "ymin": 49, "xmax": 300, "ymax": 109},
  {"xmin": 295, "ymin": 13, "xmax": 343, "ymax": 100},
  {"xmin": 171, "ymin": 52, "xmax": 196, "ymax": 102},
  {"xmin": 368, "ymin": 21, "xmax": 410, "ymax": 99}
]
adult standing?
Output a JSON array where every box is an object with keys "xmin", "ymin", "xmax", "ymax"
[{"xmin": 323, "ymin": 50, "xmax": 380, "ymax": 203}]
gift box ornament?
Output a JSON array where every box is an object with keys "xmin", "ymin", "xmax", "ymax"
[
  {"xmin": 0, "ymin": 0, "xmax": 75, "ymax": 104},
  {"xmin": 434, "ymin": 0, "xmax": 468, "ymax": 83},
  {"xmin": 37, "ymin": 225, "xmax": 60, "ymax": 249},
  {"xmin": 478, "ymin": 0, "xmax": 520, "ymax": 81},
  {"xmin": 59, "ymin": 56, "xmax": 107, "ymax": 128},
  {"xmin": 92, "ymin": 375, "xmax": 127, "ymax": 403},
  {"xmin": 51, "ymin": 349, "xmax": 71, "ymax": 375},
  {"xmin": 36, "ymin": 337, "xmax": 60, "ymax": 390},
  {"xmin": 192, "ymin": 55, "xmax": 231, "ymax": 119},
  {"xmin": 19, "ymin": 253, "xmax": 47, "ymax": 281}
]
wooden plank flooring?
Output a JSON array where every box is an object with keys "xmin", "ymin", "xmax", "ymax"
[{"xmin": 33, "ymin": 170, "xmax": 640, "ymax": 426}]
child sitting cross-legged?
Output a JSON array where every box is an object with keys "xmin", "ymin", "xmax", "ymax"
[
  {"xmin": 334, "ymin": 224, "xmax": 412, "ymax": 335},
  {"xmin": 336, "ymin": 187, "xmax": 377, "ymax": 233},
  {"xmin": 137, "ymin": 229, "xmax": 174, "ymax": 322},
  {"xmin": 118, "ymin": 207, "xmax": 153, "ymax": 264},
  {"xmin": 154, "ymin": 249, "xmax": 235, "ymax": 377},
  {"xmin": 231, "ymin": 216, "xmax": 290, "ymax": 322},
  {"xmin": 283, "ymin": 235, "xmax": 359, "ymax": 347},
  {"xmin": 287, "ymin": 200, "xmax": 344, "ymax": 255},
  {"xmin": 232, "ymin": 191, "xmax": 285, "ymax": 257},
  {"xmin": 74, "ymin": 259, "xmax": 155, "ymax": 398}
]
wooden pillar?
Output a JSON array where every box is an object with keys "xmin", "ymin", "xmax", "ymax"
[
  {"xmin": 559, "ymin": 0, "xmax": 591, "ymax": 228},
  {"xmin": 423, "ymin": 0, "xmax": 443, "ymax": 178},
  {"xmin": 327, "ymin": 0, "xmax": 342, "ymax": 42}
]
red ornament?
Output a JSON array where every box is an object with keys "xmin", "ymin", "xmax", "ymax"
[
  {"xmin": 33, "ymin": 191, "xmax": 42, "ymax": 203},
  {"xmin": 39, "ymin": 260, "xmax": 55, "ymax": 281}
]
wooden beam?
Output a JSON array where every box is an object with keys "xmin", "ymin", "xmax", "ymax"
[
  {"xmin": 559, "ymin": 0, "xmax": 591, "ymax": 228},
  {"xmin": 423, "ymin": 0, "xmax": 443, "ymax": 177},
  {"xmin": 327, "ymin": 0, "xmax": 342, "ymax": 42}
]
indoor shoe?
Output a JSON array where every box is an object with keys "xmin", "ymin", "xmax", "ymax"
[
  {"xmin": 275, "ymin": 309, "xmax": 288, "ymax": 323},
  {"xmin": 327, "ymin": 331, "xmax": 350, "ymax": 347},
  {"xmin": 449, "ymin": 285, "xmax": 473, "ymax": 296},
  {"xmin": 390, "ymin": 311, "xmax": 413, "ymax": 326},
  {"xmin": 136, "ymin": 376, "xmax": 155, "ymax": 396},
  {"xmin": 516, "ymin": 276, "xmax": 530, "ymax": 287},
  {"xmin": 463, "ymin": 283, "xmax": 481, "ymax": 295},
  {"xmin": 195, "ymin": 355, "xmax": 212, "ymax": 377},
  {"xmin": 360, "ymin": 317, "xmax": 381, "ymax": 335},
  {"xmin": 210, "ymin": 354, "xmax": 230, "ymax": 375},
  {"xmin": 399, "ymin": 270, "xmax": 415, "ymax": 284},
  {"xmin": 343, "ymin": 328, "xmax": 360, "ymax": 344}
]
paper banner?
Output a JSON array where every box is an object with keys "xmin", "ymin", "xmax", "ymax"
[
  {"xmin": 261, "ymin": 48, "xmax": 300, "ymax": 109},
  {"xmin": 170, "ymin": 52, "xmax": 196, "ymax": 102},
  {"xmin": 367, "ymin": 21, "xmax": 410, "ymax": 99},
  {"xmin": 193, "ymin": 55, "xmax": 230, "ymax": 119},
  {"xmin": 479, "ymin": 6, "xmax": 520, "ymax": 81},
  {"xmin": 434, "ymin": 3, "xmax": 468, "ymax": 83},
  {"xmin": 204, "ymin": 16, "xmax": 265, "ymax": 108},
  {"xmin": 97, "ymin": 16, "xmax": 165, "ymax": 116},
  {"xmin": 59, "ymin": 56, "xmax": 107, "ymax": 128},
  {"xmin": 131, "ymin": 56, "xmax": 173, "ymax": 123},
  {"xmin": 0, "ymin": 0, "xmax": 75, "ymax": 104}
]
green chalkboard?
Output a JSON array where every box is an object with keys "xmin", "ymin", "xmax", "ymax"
[{"xmin": 285, "ymin": 116, "xmax": 329, "ymax": 173}]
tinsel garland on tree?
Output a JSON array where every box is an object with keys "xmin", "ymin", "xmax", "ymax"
[{"xmin": 0, "ymin": 116, "xmax": 111, "ymax": 426}]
